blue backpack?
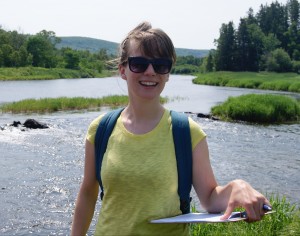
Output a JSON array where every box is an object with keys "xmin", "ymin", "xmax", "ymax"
[{"xmin": 95, "ymin": 108, "xmax": 192, "ymax": 214}]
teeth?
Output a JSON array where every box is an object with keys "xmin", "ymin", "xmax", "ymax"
[{"xmin": 140, "ymin": 81, "xmax": 157, "ymax": 86}]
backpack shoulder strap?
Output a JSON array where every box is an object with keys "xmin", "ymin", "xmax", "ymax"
[
  {"xmin": 95, "ymin": 107, "xmax": 124, "ymax": 200},
  {"xmin": 170, "ymin": 110, "xmax": 193, "ymax": 214}
]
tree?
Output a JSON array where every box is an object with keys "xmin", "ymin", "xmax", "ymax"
[
  {"xmin": 0, "ymin": 44, "xmax": 13, "ymax": 66},
  {"xmin": 257, "ymin": 2, "xmax": 289, "ymax": 48},
  {"xmin": 215, "ymin": 22, "xmax": 237, "ymax": 71},
  {"xmin": 0, "ymin": 49, "xmax": 3, "ymax": 67},
  {"xmin": 265, "ymin": 48, "xmax": 292, "ymax": 72},
  {"xmin": 285, "ymin": 22, "xmax": 300, "ymax": 59},
  {"xmin": 205, "ymin": 51, "xmax": 214, "ymax": 72},
  {"xmin": 26, "ymin": 30, "xmax": 59, "ymax": 68},
  {"xmin": 63, "ymin": 48, "xmax": 80, "ymax": 69},
  {"xmin": 236, "ymin": 18, "xmax": 251, "ymax": 71},
  {"xmin": 287, "ymin": 0, "xmax": 300, "ymax": 26}
]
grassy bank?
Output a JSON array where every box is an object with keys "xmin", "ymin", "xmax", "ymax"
[
  {"xmin": 190, "ymin": 195, "xmax": 300, "ymax": 236},
  {"xmin": 0, "ymin": 67, "xmax": 113, "ymax": 80},
  {"xmin": 0, "ymin": 96, "xmax": 168, "ymax": 113},
  {"xmin": 211, "ymin": 94, "xmax": 300, "ymax": 124},
  {"xmin": 193, "ymin": 72, "xmax": 300, "ymax": 93},
  {"xmin": 0, "ymin": 96, "xmax": 129, "ymax": 113}
]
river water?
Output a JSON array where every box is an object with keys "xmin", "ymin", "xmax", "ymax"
[{"xmin": 0, "ymin": 75, "xmax": 299, "ymax": 235}]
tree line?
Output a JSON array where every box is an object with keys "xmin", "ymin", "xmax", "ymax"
[
  {"xmin": 0, "ymin": 28, "xmax": 112, "ymax": 75},
  {"xmin": 205, "ymin": 0, "xmax": 300, "ymax": 73}
]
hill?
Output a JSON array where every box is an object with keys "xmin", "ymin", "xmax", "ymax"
[
  {"xmin": 56, "ymin": 37, "xmax": 118, "ymax": 55},
  {"xmin": 56, "ymin": 36, "xmax": 209, "ymax": 58}
]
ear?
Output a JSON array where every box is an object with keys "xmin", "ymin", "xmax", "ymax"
[
  {"xmin": 121, "ymin": 73, "xmax": 127, "ymax": 80},
  {"xmin": 119, "ymin": 65, "xmax": 127, "ymax": 80}
]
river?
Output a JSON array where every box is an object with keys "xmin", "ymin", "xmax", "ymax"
[{"xmin": 0, "ymin": 75, "xmax": 299, "ymax": 235}]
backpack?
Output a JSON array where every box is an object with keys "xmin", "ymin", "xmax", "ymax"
[{"xmin": 94, "ymin": 108, "xmax": 192, "ymax": 214}]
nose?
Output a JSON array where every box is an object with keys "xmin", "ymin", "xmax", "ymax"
[{"xmin": 144, "ymin": 63, "xmax": 156, "ymax": 75}]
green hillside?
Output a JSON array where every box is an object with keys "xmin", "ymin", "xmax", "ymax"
[
  {"xmin": 56, "ymin": 36, "xmax": 118, "ymax": 55},
  {"xmin": 56, "ymin": 36, "xmax": 209, "ymax": 58},
  {"xmin": 175, "ymin": 48, "xmax": 209, "ymax": 58}
]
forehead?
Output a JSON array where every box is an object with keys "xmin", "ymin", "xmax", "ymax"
[
  {"xmin": 127, "ymin": 40, "xmax": 143, "ymax": 57},
  {"xmin": 127, "ymin": 39, "xmax": 161, "ymax": 58}
]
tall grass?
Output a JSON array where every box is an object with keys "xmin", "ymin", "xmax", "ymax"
[
  {"xmin": 0, "ymin": 96, "xmax": 169, "ymax": 113},
  {"xmin": 193, "ymin": 72, "xmax": 300, "ymax": 93},
  {"xmin": 0, "ymin": 96, "xmax": 129, "ymax": 113},
  {"xmin": 0, "ymin": 67, "xmax": 112, "ymax": 80},
  {"xmin": 190, "ymin": 195, "xmax": 300, "ymax": 236},
  {"xmin": 211, "ymin": 94, "xmax": 300, "ymax": 123}
]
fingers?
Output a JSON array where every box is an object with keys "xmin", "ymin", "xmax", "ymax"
[
  {"xmin": 220, "ymin": 203, "xmax": 235, "ymax": 220},
  {"xmin": 221, "ymin": 200, "xmax": 272, "ymax": 222}
]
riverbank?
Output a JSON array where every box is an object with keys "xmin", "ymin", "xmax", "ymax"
[
  {"xmin": 0, "ymin": 67, "xmax": 113, "ymax": 80},
  {"xmin": 193, "ymin": 71, "xmax": 300, "ymax": 93}
]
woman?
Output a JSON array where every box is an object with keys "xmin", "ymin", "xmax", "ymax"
[{"xmin": 71, "ymin": 22, "xmax": 270, "ymax": 235}]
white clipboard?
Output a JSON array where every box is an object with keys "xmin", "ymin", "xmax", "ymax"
[
  {"xmin": 150, "ymin": 212, "xmax": 242, "ymax": 224},
  {"xmin": 150, "ymin": 211, "xmax": 275, "ymax": 224}
]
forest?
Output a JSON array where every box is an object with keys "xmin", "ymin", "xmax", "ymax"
[{"xmin": 206, "ymin": 0, "xmax": 300, "ymax": 73}]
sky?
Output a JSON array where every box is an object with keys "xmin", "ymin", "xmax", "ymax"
[{"xmin": 0, "ymin": 0, "xmax": 287, "ymax": 50}]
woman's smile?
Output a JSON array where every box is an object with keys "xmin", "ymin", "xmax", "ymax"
[{"xmin": 139, "ymin": 81, "xmax": 158, "ymax": 87}]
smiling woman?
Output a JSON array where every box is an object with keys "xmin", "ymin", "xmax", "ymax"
[{"xmin": 70, "ymin": 21, "xmax": 272, "ymax": 236}]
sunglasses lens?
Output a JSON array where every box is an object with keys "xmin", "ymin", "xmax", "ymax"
[
  {"xmin": 128, "ymin": 57, "xmax": 149, "ymax": 73},
  {"xmin": 128, "ymin": 57, "xmax": 172, "ymax": 74},
  {"xmin": 152, "ymin": 59, "xmax": 172, "ymax": 74}
]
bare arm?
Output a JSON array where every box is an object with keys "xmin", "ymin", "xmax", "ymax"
[
  {"xmin": 71, "ymin": 140, "xmax": 99, "ymax": 235},
  {"xmin": 192, "ymin": 137, "xmax": 270, "ymax": 222}
]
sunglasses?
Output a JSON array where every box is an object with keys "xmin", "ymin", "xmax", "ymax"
[{"xmin": 127, "ymin": 57, "xmax": 172, "ymax": 74}]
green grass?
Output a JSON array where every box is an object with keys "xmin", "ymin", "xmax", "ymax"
[
  {"xmin": 190, "ymin": 195, "xmax": 300, "ymax": 236},
  {"xmin": 193, "ymin": 72, "xmax": 300, "ymax": 93},
  {"xmin": 211, "ymin": 94, "xmax": 300, "ymax": 124},
  {"xmin": 0, "ymin": 67, "xmax": 113, "ymax": 80},
  {"xmin": 0, "ymin": 96, "xmax": 129, "ymax": 113},
  {"xmin": 0, "ymin": 96, "xmax": 168, "ymax": 113}
]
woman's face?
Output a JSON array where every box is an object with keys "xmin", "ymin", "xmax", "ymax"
[{"xmin": 119, "ymin": 40, "xmax": 170, "ymax": 102}]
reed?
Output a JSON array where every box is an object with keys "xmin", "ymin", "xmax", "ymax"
[
  {"xmin": 0, "ymin": 96, "xmax": 128, "ymax": 113},
  {"xmin": 190, "ymin": 195, "xmax": 300, "ymax": 236},
  {"xmin": 193, "ymin": 72, "xmax": 300, "ymax": 93},
  {"xmin": 0, "ymin": 67, "xmax": 112, "ymax": 80},
  {"xmin": 0, "ymin": 96, "xmax": 168, "ymax": 113},
  {"xmin": 211, "ymin": 94, "xmax": 300, "ymax": 123}
]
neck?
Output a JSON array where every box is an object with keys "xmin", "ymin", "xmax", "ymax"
[{"xmin": 121, "ymin": 101, "xmax": 165, "ymax": 134}]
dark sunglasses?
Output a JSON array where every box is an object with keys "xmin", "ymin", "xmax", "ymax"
[{"xmin": 127, "ymin": 57, "xmax": 172, "ymax": 74}]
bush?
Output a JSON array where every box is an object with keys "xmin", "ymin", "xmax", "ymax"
[
  {"xmin": 172, "ymin": 64, "xmax": 200, "ymax": 74},
  {"xmin": 265, "ymin": 49, "xmax": 293, "ymax": 72},
  {"xmin": 292, "ymin": 60, "xmax": 300, "ymax": 74},
  {"xmin": 211, "ymin": 94, "xmax": 300, "ymax": 123}
]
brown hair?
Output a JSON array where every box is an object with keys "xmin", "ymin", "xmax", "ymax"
[{"xmin": 119, "ymin": 22, "xmax": 176, "ymax": 66}]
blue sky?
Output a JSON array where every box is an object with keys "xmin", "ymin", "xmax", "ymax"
[{"xmin": 0, "ymin": 0, "xmax": 286, "ymax": 49}]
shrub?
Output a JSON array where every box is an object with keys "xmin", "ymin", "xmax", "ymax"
[{"xmin": 211, "ymin": 94, "xmax": 300, "ymax": 123}]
